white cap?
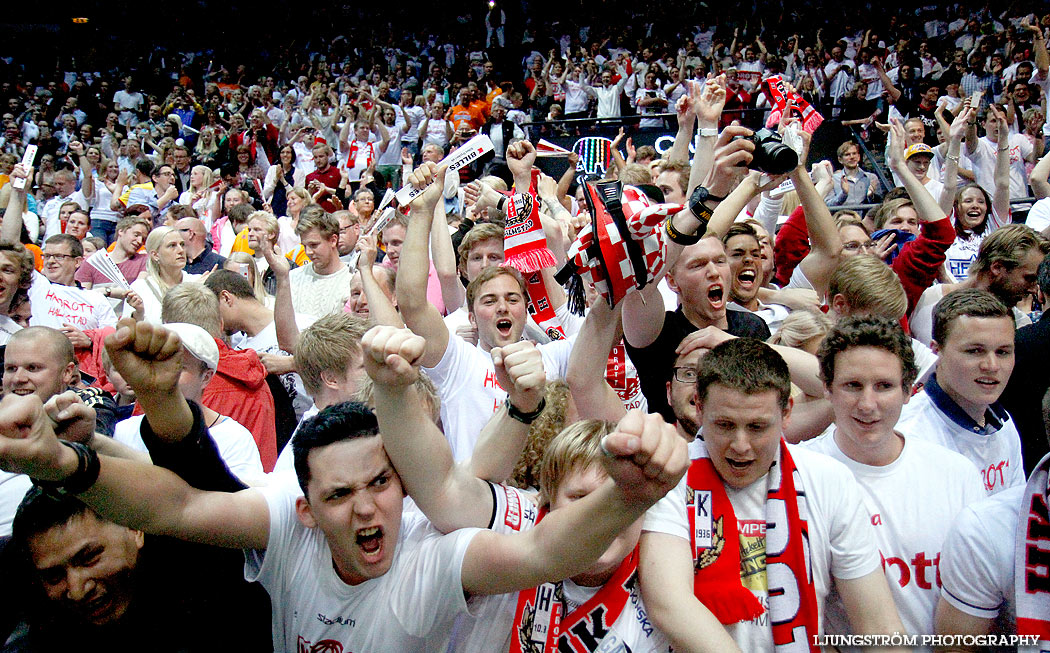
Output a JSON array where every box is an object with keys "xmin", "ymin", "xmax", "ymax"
[{"xmin": 164, "ymin": 322, "xmax": 219, "ymax": 371}]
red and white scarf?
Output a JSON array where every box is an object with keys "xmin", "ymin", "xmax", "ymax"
[
  {"xmin": 686, "ymin": 439, "xmax": 819, "ymax": 652},
  {"xmin": 762, "ymin": 75, "xmax": 824, "ymax": 134},
  {"xmin": 503, "ymin": 187, "xmax": 564, "ymax": 340},
  {"xmin": 346, "ymin": 139, "xmax": 375, "ymax": 172},
  {"xmin": 509, "ymin": 533, "xmax": 639, "ymax": 653},
  {"xmin": 1015, "ymin": 452, "xmax": 1050, "ymax": 649}
]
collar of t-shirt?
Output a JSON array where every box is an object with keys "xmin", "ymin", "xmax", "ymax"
[{"xmin": 925, "ymin": 374, "xmax": 1006, "ymax": 435}]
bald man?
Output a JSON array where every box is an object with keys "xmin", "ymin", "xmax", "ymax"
[{"xmin": 177, "ymin": 217, "xmax": 227, "ymax": 274}]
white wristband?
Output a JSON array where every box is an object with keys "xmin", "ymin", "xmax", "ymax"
[{"xmin": 697, "ymin": 127, "xmax": 719, "ymax": 137}]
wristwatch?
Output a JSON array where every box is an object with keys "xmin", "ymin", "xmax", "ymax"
[
  {"xmin": 688, "ymin": 185, "xmax": 726, "ymax": 222},
  {"xmin": 506, "ymin": 397, "xmax": 546, "ymax": 425}
]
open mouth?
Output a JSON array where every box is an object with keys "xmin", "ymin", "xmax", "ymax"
[
  {"xmin": 495, "ymin": 318, "xmax": 513, "ymax": 336},
  {"xmin": 356, "ymin": 526, "xmax": 384, "ymax": 559},
  {"xmin": 707, "ymin": 284, "xmax": 725, "ymax": 308},
  {"xmin": 736, "ymin": 269, "xmax": 757, "ymax": 289},
  {"xmin": 725, "ymin": 458, "xmax": 753, "ymax": 471},
  {"xmin": 975, "ymin": 378, "xmax": 1000, "ymax": 388},
  {"xmin": 11, "ymin": 388, "xmax": 32, "ymax": 396}
]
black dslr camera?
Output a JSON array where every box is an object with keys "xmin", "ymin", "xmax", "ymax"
[{"xmin": 733, "ymin": 128, "xmax": 798, "ymax": 175}]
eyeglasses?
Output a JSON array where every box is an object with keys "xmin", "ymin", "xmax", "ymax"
[
  {"xmin": 339, "ymin": 225, "xmax": 358, "ymax": 234},
  {"xmin": 842, "ymin": 241, "xmax": 876, "ymax": 252},
  {"xmin": 43, "ymin": 253, "xmax": 76, "ymax": 262},
  {"xmin": 672, "ymin": 366, "xmax": 698, "ymax": 384}
]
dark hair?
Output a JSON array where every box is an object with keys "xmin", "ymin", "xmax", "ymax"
[
  {"xmin": 817, "ymin": 315, "xmax": 917, "ymax": 390},
  {"xmin": 1038, "ymin": 253, "xmax": 1050, "ymax": 297},
  {"xmin": 166, "ymin": 204, "xmax": 197, "ymax": 220},
  {"xmin": 44, "ymin": 234, "xmax": 83, "ymax": 258},
  {"xmin": 931, "ymin": 288, "xmax": 1011, "ymax": 345},
  {"xmin": 12, "ymin": 485, "xmax": 92, "ymax": 548},
  {"xmin": 134, "ymin": 158, "xmax": 155, "ymax": 177},
  {"xmin": 292, "ymin": 402, "xmax": 380, "ymax": 495},
  {"xmin": 204, "ymin": 269, "xmax": 256, "ymax": 300},
  {"xmin": 721, "ymin": 221, "xmax": 759, "ymax": 247},
  {"xmin": 228, "ymin": 204, "xmax": 254, "ymax": 227},
  {"xmin": 695, "ymin": 338, "xmax": 792, "ymax": 410}
]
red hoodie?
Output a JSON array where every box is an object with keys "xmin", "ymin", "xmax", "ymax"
[{"xmin": 204, "ymin": 339, "xmax": 278, "ymax": 472}]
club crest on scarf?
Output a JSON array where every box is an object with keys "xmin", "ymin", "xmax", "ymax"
[{"xmin": 557, "ymin": 180, "xmax": 683, "ymax": 309}]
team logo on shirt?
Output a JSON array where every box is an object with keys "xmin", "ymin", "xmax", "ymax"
[
  {"xmin": 296, "ymin": 637, "xmax": 350, "ymax": 653},
  {"xmin": 695, "ymin": 517, "xmax": 725, "ymax": 570}
]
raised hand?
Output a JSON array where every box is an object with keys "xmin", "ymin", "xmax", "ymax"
[
  {"xmin": 261, "ymin": 242, "xmax": 290, "ymax": 279},
  {"xmin": 949, "ymin": 105, "xmax": 975, "ymax": 141},
  {"xmin": 406, "ymin": 161, "xmax": 448, "ymax": 215},
  {"xmin": 506, "ymin": 140, "xmax": 538, "ymax": 182},
  {"xmin": 0, "ymin": 393, "xmax": 75, "ymax": 482},
  {"xmin": 599, "ymin": 410, "xmax": 689, "ymax": 509},
  {"xmin": 43, "ymin": 391, "xmax": 97, "ymax": 446},
  {"xmin": 491, "ymin": 341, "xmax": 545, "ymax": 413},
  {"xmin": 695, "ymin": 74, "xmax": 727, "ymax": 125},
  {"xmin": 356, "ymin": 231, "xmax": 379, "ymax": 269},
  {"xmin": 103, "ymin": 319, "xmax": 184, "ymax": 397},
  {"xmin": 886, "ymin": 118, "xmax": 908, "ymax": 170},
  {"xmin": 464, "ymin": 178, "xmax": 502, "ymax": 212},
  {"xmin": 361, "ymin": 325, "xmax": 426, "ymax": 388}
]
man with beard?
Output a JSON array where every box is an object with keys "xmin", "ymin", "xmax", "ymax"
[{"xmin": 910, "ymin": 224, "xmax": 1049, "ymax": 345}]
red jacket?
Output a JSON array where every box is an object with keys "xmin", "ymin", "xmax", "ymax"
[
  {"xmin": 772, "ymin": 208, "xmax": 954, "ymax": 316},
  {"xmin": 203, "ymin": 339, "xmax": 278, "ymax": 472}
]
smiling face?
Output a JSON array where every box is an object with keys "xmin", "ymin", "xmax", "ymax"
[
  {"xmin": 826, "ymin": 346, "xmax": 908, "ymax": 465},
  {"xmin": 905, "ymin": 154, "xmax": 933, "ymax": 181},
  {"xmin": 295, "ymin": 436, "xmax": 404, "ymax": 585},
  {"xmin": 43, "ymin": 240, "xmax": 82, "ymax": 286},
  {"xmin": 3, "ymin": 333, "xmax": 77, "ymax": 399},
  {"xmin": 699, "ymin": 385, "xmax": 790, "ymax": 489},
  {"xmin": 955, "ymin": 187, "xmax": 988, "ymax": 231},
  {"xmin": 469, "ymin": 273, "xmax": 528, "ymax": 350},
  {"xmin": 550, "ymin": 464, "xmax": 641, "ymax": 586},
  {"xmin": 932, "ymin": 315, "xmax": 1015, "ymax": 422},
  {"xmin": 117, "ymin": 224, "xmax": 148, "ymax": 256},
  {"xmin": 26, "ymin": 511, "xmax": 143, "ymax": 626},
  {"xmin": 669, "ymin": 238, "xmax": 730, "ymax": 325},
  {"xmin": 725, "ymin": 233, "xmax": 762, "ymax": 306}
]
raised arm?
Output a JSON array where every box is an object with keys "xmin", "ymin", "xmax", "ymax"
[
  {"xmin": 461, "ymin": 410, "xmax": 688, "ymax": 597},
  {"xmin": 988, "ymin": 104, "xmax": 1011, "ymax": 219},
  {"xmin": 0, "ymin": 324, "xmax": 270, "ymax": 551},
  {"xmin": 886, "ymin": 118, "xmax": 947, "ymax": 224},
  {"xmin": 2, "ymin": 164, "xmax": 29, "ymax": 243},
  {"xmin": 363, "ymin": 325, "xmax": 498, "ymax": 531},
  {"xmin": 666, "ymin": 82, "xmax": 697, "ymax": 165},
  {"xmin": 940, "ymin": 106, "xmax": 975, "ymax": 215},
  {"xmin": 429, "ymin": 196, "xmax": 465, "ymax": 313},
  {"xmin": 261, "ymin": 242, "xmax": 300, "ymax": 353},
  {"xmin": 356, "ymin": 232, "xmax": 403, "ymax": 327},
  {"xmin": 1030, "ymin": 151, "xmax": 1050, "ymax": 199},
  {"xmin": 395, "ymin": 162, "xmax": 451, "ymax": 367},
  {"xmin": 794, "ymin": 138, "xmax": 843, "ymax": 298},
  {"xmin": 565, "ymin": 300, "xmax": 629, "ymax": 421}
]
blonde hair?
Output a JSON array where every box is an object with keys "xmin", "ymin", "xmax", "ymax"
[
  {"xmin": 618, "ymin": 163, "xmax": 652, "ymax": 186},
  {"xmin": 538, "ymin": 419, "xmax": 616, "ymax": 508},
  {"xmin": 510, "ymin": 380, "xmax": 570, "ymax": 491},
  {"xmin": 144, "ymin": 226, "xmax": 182, "ymax": 295},
  {"xmin": 352, "ymin": 373, "xmax": 441, "ymax": 425},
  {"xmin": 296, "ymin": 313, "xmax": 370, "ymax": 396},
  {"xmin": 769, "ymin": 308, "xmax": 834, "ymax": 349},
  {"xmin": 829, "ymin": 254, "xmax": 907, "ymax": 319},
  {"xmin": 225, "ymin": 252, "xmax": 268, "ymax": 303},
  {"xmin": 191, "ymin": 165, "xmax": 213, "ymax": 193},
  {"xmin": 161, "ymin": 282, "xmax": 222, "ymax": 337}
]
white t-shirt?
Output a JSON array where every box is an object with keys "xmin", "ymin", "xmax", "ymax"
[
  {"xmin": 939, "ymin": 485, "xmax": 1023, "ymax": 628},
  {"xmin": 122, "ymin": 273, "xmax": 201, "ymax": 324},
  {"xmin": 244, "ymin": 484, "xmax": 481, "ymax": 653},
  {"xmin": 288, "ymin": 263, "xmax": 353, "ymax": 318},
  {"xmin": 896, "ymin": 387, "xmax": 1025, "ymax": 495},
  {"xmin": 452, "ymin": 483, "xmax": 670, "ymax": 652},
  {"xmin": 1025, "ymin": 197, "xmax": 1050, "ymax": 234},
  {"xmin": 634, "ymin": 87, "xmax": 669, "ymax": 129},
  {"xmin": 564, "ymin": 79, "xmax": 590, "ymax": 114},
  {"xmin": 27, "ymin": 272, "xmax": 117, "ymax": 330},
  {"xmin": 114, "ymin": 413, "xmax": 264, "ymax": 485},
  {"xmin": 643, "ymin": 441, "xmax": 881, "ymax": 653},
  {"xmin": 41, "ymin": 190, "xmax": 90, "ymax": 241},
  {"xmin": 423, "ymin": 333, "xmax": 562, "ymax": 461},
  {"xmin": 0, "ymin": 471, "xmax": 32, "ymax": 537},
  {"xmin": 800, "ymin": 431, "xmax": 986, "ymax": 644},
  {"xmin": 967, "ymin": 135, "xmax": 1033, "ymax": 200},
  {"xmin": 230, "ymin": 314, "xmax": 317, "ymax": 421}
]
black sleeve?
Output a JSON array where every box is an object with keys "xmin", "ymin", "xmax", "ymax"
[
  {"xmin": 73, "ymin": 387, "xmax": 119, "ymax": 438},
  {"xmin": 139, "ymin": 400, "xmax": 247, "ymax": 493}
]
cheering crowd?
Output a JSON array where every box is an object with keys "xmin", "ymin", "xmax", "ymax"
[{"xmin": 0, "ymin": 2, "xmax": 1049, "ymax": 652}]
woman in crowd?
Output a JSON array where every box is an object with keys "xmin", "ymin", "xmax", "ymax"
[
  {"xmin": 179, "ymin": 164, "xmax": 218, "ymax": 226},
  {"xmin": 263, "ymin": 144, "xmax": 303, "ymax": 217},
  {"xmin": 276, "ymin": 186, "xmax": 311, "ymax": 253},
  {"xmin": 124, "ymin": 225, "xmax": 199, "ymax": 323}
]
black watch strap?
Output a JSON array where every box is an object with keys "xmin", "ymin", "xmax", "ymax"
[{"xmin": 506, "ymin": 397, "xmax": 546, "ymax": 425}]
